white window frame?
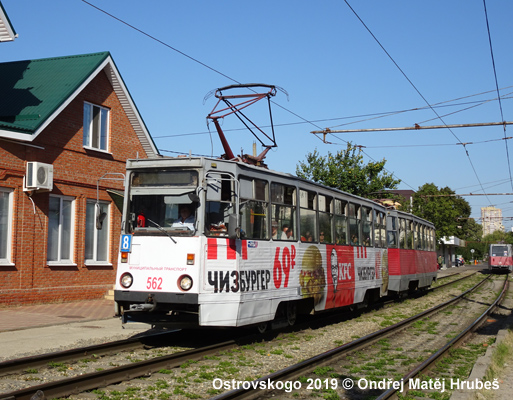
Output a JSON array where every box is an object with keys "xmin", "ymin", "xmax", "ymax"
[
  {"xmin": 0, "ymin": 188, "xmax": 14, "ymax": 266},
  {"xmin": 83, "ymin": 102, "xmax": 110, "ymax": 152},
  {"xmin": 47, "ymin": 195, "xmax": 76, "ymax": 266},
  {"xmin": 85, "ymin": 200, "xmax": 111, "ymax": 266}
]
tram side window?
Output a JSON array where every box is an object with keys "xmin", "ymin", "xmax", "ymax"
[
  {"xmin": 205, "ymin": 173, "xmax": 235, "ymax": 237},
  {"xmin": 414, "ymin": 223, "xmax": 421, "ymax": 250},
  {"xmin": 374, "ymin": 210, "xmax": 381, "ymax": 247},
  {"xmin": 361, "ymin": 207, "xmax": 373, "ymax": 247},
  {"xmin": 334, "ymin": 199, "xmax": 348, "ymax": 245},
  {"xmin": 348, "ymin": 203, "xmax": 360, "ymax": 246},
  {"xmin": 300, "ymin": 190, "xmax": 317, "ymax": 242},
  {"xmin": 381, "ymin": 212, "xmax": 387, "ymax": 248},
  {"xmin": 399, "ymin": 218, "xmax": 406, "ymax": 249},
  {"xmin": 387, "ymin": 215, "xmax": 398, "ymax": 248},
  {"xmin": 240, "ymin": 178, "xmax": 268, "ymax": 240},
  {"xmin": 374, "ymin": 211, "xmax": 386, "ymax": 248},
  {"xmin": 408, "ymin": 221, "xmax": 414, "ymax": 249},
  {"xmin": 271, "ymin": 183, "xmax": 296, "ymax": 240},
  {"xmin": 318, "ymin": 195, "xmax": 333, "ymax": 244}
]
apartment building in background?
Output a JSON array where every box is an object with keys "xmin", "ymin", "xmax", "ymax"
[{"xmin": 481, "ymin": 206, "xmax": 503, "ymax": 237}]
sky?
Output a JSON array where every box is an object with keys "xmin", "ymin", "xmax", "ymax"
[{"xmin": 2, "ymin": 0, "xmax": 513, "ymax": 235}]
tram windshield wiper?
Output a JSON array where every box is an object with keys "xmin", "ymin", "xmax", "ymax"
[{"xmin": 146, "ymin": 218, "xmax": 177, "ymax": 244}]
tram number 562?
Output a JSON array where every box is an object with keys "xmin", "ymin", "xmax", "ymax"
[
  {"xmin": 146, "ymin": 277, "xmax": 163, "ymax": 290},
  {"xmin": 273, "ymin": 245, "xmax": 296, "ymax": 289}
]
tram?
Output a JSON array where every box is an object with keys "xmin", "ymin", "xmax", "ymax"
[
  {"xmin": 113, "ymin": 83, "xmax": 437, "ymax": 331},
  {"xmin": 488, "ymin": 243, "xmax": 513, "ymax": 272}
]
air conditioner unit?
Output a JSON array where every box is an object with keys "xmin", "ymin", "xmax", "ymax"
[{"xmin": 24, "ymin": 162, "xmax": 54, "ymax": 191}]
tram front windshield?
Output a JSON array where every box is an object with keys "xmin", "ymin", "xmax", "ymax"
[
  {"xmin": 491, "ymin": 245, "xmax": 510, "ymax": 257},
  {"xmin": 126, "ymin": 170, "xmax": 199, "ymax": 236}
]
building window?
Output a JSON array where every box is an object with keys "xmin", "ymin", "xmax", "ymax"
[
  {"xmin": 83, "ymin": 102, "xmax": 109, "ymax": 151},
  {"xmin": 0, "ymin": 188, "xmax": 13, "ymax": 264},
  {"xmin": 48, "ymin": 196, "xmax": 75, "ymax": 263},
  {"xmin": 85, "ymin": 201, "xmax": 110, "ymax": 264}
]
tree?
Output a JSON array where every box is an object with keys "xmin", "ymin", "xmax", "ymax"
[
  {"xmin": 463, "ymin": 231, "xmax": 513, "ymax": 261},
  {"xmin": 462, "ymin": 217, "xmax": 483, "ymax": 243},
  {"xmin": 482, "ymin": 231, "xmax": 513, "ymax": 246},
  {"xmin": 407, "ymin": 183, "xmax": 472, "ymax": 242},
  {"xmin": 295, "ymin": 143, "xmax": 400, "ymax": 198}
]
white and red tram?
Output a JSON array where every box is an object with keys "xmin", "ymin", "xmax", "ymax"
[
  {"xmin": 488, "ymin": 243, "xmax": 513, "ymax": 272},
  {"xmin": 114, "ymin": 156, "xmax": 437, "ymax": 330}
]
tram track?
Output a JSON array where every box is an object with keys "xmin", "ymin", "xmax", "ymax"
[
  {"xmin": 0, "ymin": 270, "xmax": 481, "ymax": 400},
  {"xmin": 376, "ymin": 274, "xmax": 509, "ymax": 399},
  {"xmin": 430, "ymin": 270, "xmax": 475, "ymax": 291},
  {"xmin": 0, "ymin": 271, "xmax": 474, "ymax": 377},
  {"xmin": 0, "ymin": 340, "xmax": 238, "ymax": 400},
  {"xmin": 210, "ymin": 274, "xmax": 505, "ymax": 400},
  {"xmin": 0, "ymin": 330, "xmax": 180, "ymax": 377}
]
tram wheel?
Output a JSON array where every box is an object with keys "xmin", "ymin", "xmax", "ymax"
[
  {"xmin": 286, "ymin": 302, "xmax": 297, "ymax": 326},
  {"xmin": 256, "ymin": 322, "xmax": 268, "ymax": 334}
]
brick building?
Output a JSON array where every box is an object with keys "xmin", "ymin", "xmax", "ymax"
[{"xmin": 0, "ymin": 52, "xmax": 158, "ymax": 305}]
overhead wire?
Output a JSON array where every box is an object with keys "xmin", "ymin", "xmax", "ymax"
[
  {"xmin": 79, "ymin": 0, "xmax": 240, "ymax": 84},
  {"xmin": 80, "ymin": 0, "xmax": 505, "ymax": 208},
  {"xmin": 79, "ymin": 0, "xmax": 422, "ymax": 188},
  {"xmin": 154, "ymin": 91, "xmax": 513, "ymax": 142},
  {"xmin": 415, "ymin": 91, "xmax": 513, "ymax": 125},
  {"xmin": 343, "ymin": 0, "xmax": 493, "ymax": 205},
  {"xmin": 482, "ymin": 0, "xmax": 513, "ymax": 191},
  {"xmin": 328, "ymin": 88, "xmax": 513, "ymax": 129},
  {"xmin": 365, "ymin": 135, "xmax": 513, "ymax": 149},
  {"xmin": 80, "ymin": 0, "xmax": 338, "ymax": 146}
]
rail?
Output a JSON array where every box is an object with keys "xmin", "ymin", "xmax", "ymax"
[{"xmin": 210, "ymin": 275, "xmax": 492, "ymax": 400}]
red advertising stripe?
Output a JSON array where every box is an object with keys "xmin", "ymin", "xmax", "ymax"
[
  {"xmin": 242, "ymin": 240, "xmax": 248, "ymax": 260},
  {"xmin": 227, "ymin": 239, "xmax": 237, "ymax": 260},
  {"xmin": 207, "ymin": 238, "xmax": 218, "ymax": 260}
]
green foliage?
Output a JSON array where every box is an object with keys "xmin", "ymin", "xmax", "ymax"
[
  {"xmin": 483, "ymin": 230, "xmax": 513, "ymax": 245},
  {"xmin": 464, "ymin": 230, "xmax": 513, "ymax": 260},
  {"xmin": 406, "ymin": 183, "xmax": 471, "ymax": 242},
  {"xmin": 295, "ymin": 143, "xmax": 400, "ymax": 198},
  {"xmin": 461, "ymin": 218, "xmax": 482, "ymax": 243}
]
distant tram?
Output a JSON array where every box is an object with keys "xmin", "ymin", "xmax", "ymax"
[
  {"xmin": 114, "ymin": 156, "xmax": 438, "ymax": 331},
  {"xmin": 488, "ymin": 243, "xmax": 513, "ymax": 272}
]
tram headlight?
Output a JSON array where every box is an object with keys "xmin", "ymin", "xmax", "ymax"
[
  {"xmin": 178, "ymin": 275, "xmax": 193, "ymax": 291},
  {"xmin": 120, "ymin": 273, "xmax": 133, "ymax": 288}
]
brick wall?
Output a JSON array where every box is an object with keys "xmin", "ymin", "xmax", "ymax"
[{"xmin": 0, "ymin": 70, "xmax": 149, "ymax": 306}]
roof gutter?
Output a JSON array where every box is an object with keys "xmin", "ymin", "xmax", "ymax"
[{"xmin": 0, "ymin": 137, "xmax": 45, "ymax": 149}]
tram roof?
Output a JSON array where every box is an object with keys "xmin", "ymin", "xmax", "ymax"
[
  {"xmin": 128, "ymin": 156, "xmax": 384, "ymax": 206},
  {"xmin": 126, "ymin": 156, "xmax": 435, "ymax": 227}
]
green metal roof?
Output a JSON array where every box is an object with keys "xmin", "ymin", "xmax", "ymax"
[{"xmin": 0, "ymin": 52, "xmax": 110, "ymax": 133}]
